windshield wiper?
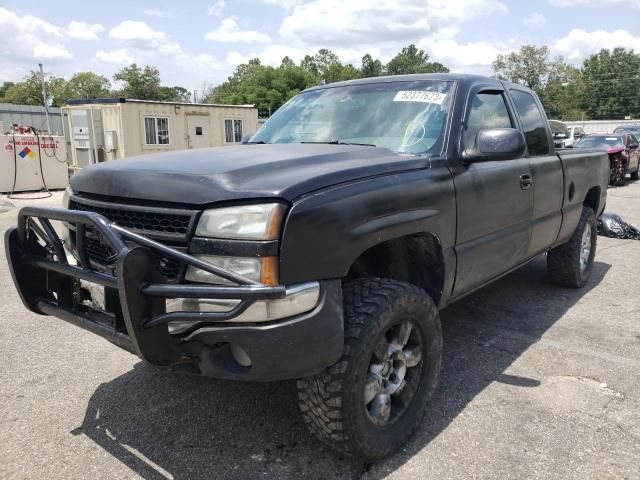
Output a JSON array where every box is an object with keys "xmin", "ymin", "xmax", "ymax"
[
  {"xmin": 245, "ymin": 140, "xmax": 268, "ymax": 144},
  {"xmin": 301, "ymin": 140, "xmax": 376, "ymax": 147}
]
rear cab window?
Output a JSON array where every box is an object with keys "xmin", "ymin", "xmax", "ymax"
[{"xmin": 510, "ymin": 90, "xmax": 550, "ymax": 156}]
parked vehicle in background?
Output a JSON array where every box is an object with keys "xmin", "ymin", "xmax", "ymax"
[
  {"xmin": 549, "ymin": 120, "xmax": 585, "ymax": 148},
  {"xmin": 575, "ymin": 133, "xmax": 640, "ymax": 185},
  {"xmin": 613, "ymin": 124, "xmax": 640, "ymax": 138},
  {"xmin": 6, "ymin": 74, "xmax": 609, "ymax": 461},
  {"xmin": 566, "ymin": 125, "xmax": 587, "ymax": 148}
]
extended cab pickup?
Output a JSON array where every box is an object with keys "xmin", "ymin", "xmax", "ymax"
[{"xmin": 5, "ymin": 74, "xmax": 609, "ymax": 460}]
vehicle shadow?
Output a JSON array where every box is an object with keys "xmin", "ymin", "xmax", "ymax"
[{"xmin": 73, "ymin": 256, "xmax": 610, "ymax": 480}]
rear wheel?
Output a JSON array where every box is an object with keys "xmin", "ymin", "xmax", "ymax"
[
  {"xmin": 297, "ymin": 278, "xmax": 442, "ymax": 461},
  {"xmin": 547, "ymin": 207, "xmax": 596, "ymax": 288}
]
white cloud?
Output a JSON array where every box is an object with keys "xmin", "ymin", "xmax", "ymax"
[
  {"xmin": 418, "ymin": 38, "xmax": 507, "ymax": 73},
  {"xmin": 548, "ymin": 0, "xmax": 640, "ymax": 8},
  {"xmin": 0, "ymin": 8, "xmax": 63, "ymax": 37},
  {"xmin": 0, "ymin": 7, "xmax": 72, "ymax": 65},
  {"xmin": 33, "ymin": 44, "xmax": 73, "ymax": 60},
  {"xmin": 279, "ymin": 0, "xmax": 507, "ymax": 47},
  {"xmin": 524, "ymin": 12, "xmax": 546, "ymax": 27},
  {"xmin": 205, "ymin": 17, "xmax": 271, "ymax": 43},
  {"xmin": 95, "ymin": 48, "xmax": 134, "ymax": 64},
  {"xmin": 208, "ymin": 1, "xmax": 226, "ymax": 16},
  {"xmin": 552, "ymin": 28, "xmax": 640, "ymax": 62},
  {"xmin": 65, "ymin": 21, "xmax": 105, "ymax": 41},
  {"xmin": 258, "ymin": 0, "xmax": 301, "ymax": 8},
  {"xmin": 107, "ymin": 20, "xmax": 181, "ymax": 56},
  {"xmin": 144, "ymin": 9, "xmax": 172, "ymax": 17},
  {"xmin": 110, "ymin": 20, "xmax": 167, "ymax": 48},
  {"xmin": 226, "ymin": 50, "xmax": 255, "ymax": 66},
  {"xmin": 196, "ymin": 53, "xmax": 224, "ymax": 69}
]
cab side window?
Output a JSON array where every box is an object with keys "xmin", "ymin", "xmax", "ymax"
[
  {"xmin": 510, "ymin": 90, "xmax": 550, "ymax": 156},
  {"xmin": 463, "ymin": 92, "xmax": 513, "ymax": 148}
]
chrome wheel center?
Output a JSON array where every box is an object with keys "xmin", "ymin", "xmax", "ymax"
[
  {"xmin": 580, "ymin": 225, "xmax": 592, "ymax": 273},
  {"xmin": 364, "ymin": 320, "xmax": 424, "ymax": 426}
]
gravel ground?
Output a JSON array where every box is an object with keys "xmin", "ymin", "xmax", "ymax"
[{"xmin": 1, "ymin": 182, "xmax": 639, "ymax": 480}]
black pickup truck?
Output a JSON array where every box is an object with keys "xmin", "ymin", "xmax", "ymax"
[{"xmin": 5, "ymin": 74, "xmax": 609, "ymax": 460}]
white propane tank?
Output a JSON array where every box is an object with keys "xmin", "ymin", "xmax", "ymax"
[{"xmin": 0, "ymin": 134, "xmax": 69, "ymax": 193}]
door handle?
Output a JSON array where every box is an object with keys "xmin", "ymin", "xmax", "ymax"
[{"xmin": 520, "ymin": 174, "xmax": 533, "ymax": 190}]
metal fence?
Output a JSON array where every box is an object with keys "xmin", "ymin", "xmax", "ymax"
[
  {"xmin": 563, "ymin": 119, "xmax": 639, "ymax": 134},
  {"xmin": 0, "ymin": 103, "xmax": 63, "ymax": 134}
]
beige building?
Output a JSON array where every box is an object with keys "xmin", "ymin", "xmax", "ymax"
[{"xmin": 61, "ymin": 98, "xmax": 258, "ymax": 170}]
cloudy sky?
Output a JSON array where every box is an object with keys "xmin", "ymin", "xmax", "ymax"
[{"xmin": 1, "ymin": 0, "xmax": 639, "ymax": 91}]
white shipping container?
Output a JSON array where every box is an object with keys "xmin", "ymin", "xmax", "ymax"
[{"xmin": 0, "ymin": 134, "xmax": 69, "ymax": 193}]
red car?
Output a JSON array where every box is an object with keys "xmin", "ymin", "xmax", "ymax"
[{"xmin": 575, "ymin": 133, "xmax": 640, "ymax": 185}]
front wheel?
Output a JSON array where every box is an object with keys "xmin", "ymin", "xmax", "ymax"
[
  {"xmin": 631, "ymin": 163, "xmax": 640, "ymax": 181},
  {"xmin": 547, "ymin": 207, "xmax": 597, "ymax": 288},
  {"xmin": 297, "ymin": 278, "xmax": 442, "ymax": 461}
]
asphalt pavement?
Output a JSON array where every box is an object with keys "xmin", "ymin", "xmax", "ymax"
[{"xmin": 1, "ymin": 183, "xmax": 639, "ymax": 480}]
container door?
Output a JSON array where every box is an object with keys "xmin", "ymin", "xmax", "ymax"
[
  {"xmin": 186, "ymin": 115, "xmax": 209, "ymax": 149},
  {"xmin": 11, "ymin": 135, "xmax": 46, "ymax": 192}
]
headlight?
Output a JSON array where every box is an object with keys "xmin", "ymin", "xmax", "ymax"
[
  {"xmin": 195, "ymin": 203, "xmax": 286, "ymax": 240},
  {"xmin": 186, "ymin": 255, "xmax": 261, "ymax": 284},
  {"xmin": 185, "ymin": 255, "xmax": 278, "ymax": 285}
]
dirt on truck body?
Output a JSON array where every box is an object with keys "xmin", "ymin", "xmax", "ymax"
[{"xmin": 5, "ymin": 73, "xmax": 609, "ymax": 461}]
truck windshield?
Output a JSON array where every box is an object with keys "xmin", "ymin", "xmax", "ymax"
[{"xmin": 250, "ymin": 80, "xmax": 453, "ymax": 155}]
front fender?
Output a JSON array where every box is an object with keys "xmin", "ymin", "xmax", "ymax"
[{"xmin": 279, "ymin": 166, "xmax": 456, "ymax": 285}]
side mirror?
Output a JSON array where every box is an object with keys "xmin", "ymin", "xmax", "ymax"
[
  {"xmin": 463, "ymin": 128, "xmax": 526, "ymax": 163},
  {"xmin": 240, "ymin": 134, "xmax": 254, "ymax": 144},
  {"xmin": 629, "ymin": 143, "xmax": 639, "ymax": 149}
]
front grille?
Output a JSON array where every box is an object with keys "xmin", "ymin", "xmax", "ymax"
[
  {"xmin": 69, "ymin": 199, "xmax": 193, "ymax": 239},
  {"xmin": 84, "ymin": 236, "xmax": 182, "ymax": 280},
  {"xmin": 69, "ymin": 197, "xmax": 197, "ymax": 282}
]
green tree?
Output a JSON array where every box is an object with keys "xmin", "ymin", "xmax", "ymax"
[
  {"xmin": 493, "ymin": 45, "xmax": 586, "ymax": 120},
  {"xmin": 158, "ymin": 86, "xmax": 192, "ymax": 102},
  {"xmin": 493, "ymin": 45, "xmax": 551, "ymax": 91},
  {"xmin": 300, "ymin": 49, "xmax": 349, "ymax": 81},
  {"xmin": 0, "ymin": 81, "xmax": 15, "ymax": 99},
  {"xmin": 208, "ymin": 57, "xmax": 318, "ymax": 116},
  {"xmin": 544, "ymin": 61, "xmax": 585, "ymax": 120},
  {"xmin": 64, "ymin": 72, "xmax": 111, "ymax": 100},
  {"xmin": 581, "ymin": 48, "xmax": 640, "ymax": 120},
  {"xmin": 280, "ymin": 56, "xmax": 296, "ymax": 69},
  {"xmin": 360, "ymin": 54, "xmax": 384, "ymax": 78},
  {"xmin": 1, "ymin": 71, "xmax": 67, "ymax": 107},
  {"xmin": 386, "ymin": 45, "xmax": 449, "ymax": 75},
  {"xmin": 323, "ymin": 63, "xmax": 360, "ymax": 83},
  {"xmin": 113, "ymin": 64, "xmax": 163, "ymax": 100}
]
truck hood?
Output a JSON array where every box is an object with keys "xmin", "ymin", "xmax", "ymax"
[{"xmin": 70, "ymin": 144, "xmax": 430, "ymax": 205}]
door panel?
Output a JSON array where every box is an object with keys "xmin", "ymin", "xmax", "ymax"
[
  {"xmin": 453, "ymin": 157, "xmax": 533, "ymax": 295},
  {"xmin": 509, "ymin": 88, "xmax": 564, "ymax": 257},
  {"xmin": 528, "ymin": 155, "xmax": 563, "ymax": 256},
  {"xmin": 186, "ymin": 115, "xmax": 209, "ymax": 149}
]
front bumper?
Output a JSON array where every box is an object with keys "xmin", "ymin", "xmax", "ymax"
[{"xmin": 5, "ymin": 206, "xmax": 344, "ymax": 381}]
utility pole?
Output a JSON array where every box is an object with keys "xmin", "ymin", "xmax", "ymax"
[
  {"xmin": 193, "ymin": 89, "xmax": 198, "ymax": 103},
  {"xmin": 38, "ymin": 63, "xmax": 51, "ymax": 133}
]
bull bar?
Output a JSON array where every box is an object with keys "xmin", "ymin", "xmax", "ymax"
[{"xmin": 5, "ymin": 206, "xmax": 287, "ymax": 366}]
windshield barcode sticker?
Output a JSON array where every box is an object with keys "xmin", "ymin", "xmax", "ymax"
[{"xmin": 393, "ymin": 91, "xmax": 447, "ymax": 104}]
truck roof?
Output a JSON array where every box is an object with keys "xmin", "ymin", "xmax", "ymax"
[{"xmin": 303, "ymin": 73, "xmax": 516, "ymax": 93}]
